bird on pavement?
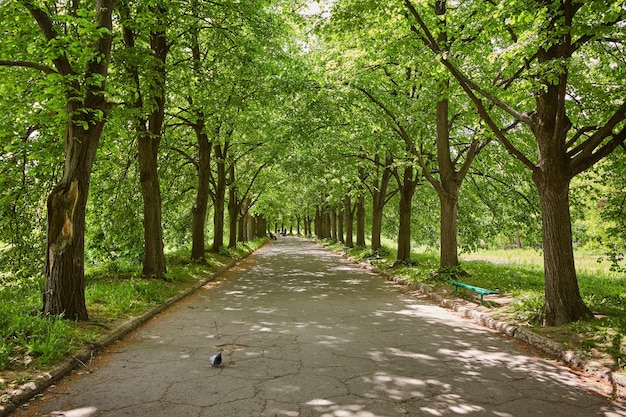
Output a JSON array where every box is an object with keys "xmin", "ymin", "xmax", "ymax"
[{"xmin": 210, "ymin": 351, "xmax": 222, "ymax": 367}]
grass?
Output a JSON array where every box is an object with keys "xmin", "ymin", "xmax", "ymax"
[
  {"xmin": 323, "ymin": 239, "xmax": 626, "ymax": 377},
  {"xmin": 0, "ymin": 238, "xmax": 265, "ymax": 378}
]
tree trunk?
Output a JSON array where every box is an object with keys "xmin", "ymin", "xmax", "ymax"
[
  {"xmin": 371, "ymin": 156, "xmax": 393, "ymax": 252},
  {"xmin": 344, "ymin": 196, "xmax": 354, "ymax": 248},
  {"xmin": 191, "ymin": 127, "xmax": 210, "ymax": 261},
  {"xmin": 211, "ymin": 144, "xmax": 227, "ymax": 252},
  {"xmin": 45, "ymin": 142, "xmax": 94, "ymax": 320},
  {"xmin": 122, "ymin": 5, "xmax": 168, "ymax": 279},
  {"xmin": 356, "ymin": 194, "xmax": 366, "ymax": 247},
  {"xmin": 396, "ymin": 189, "xmax": 412, "ymax": 263},
  {"xmin": 228, "ymin": 197, "xmax": 238, "ymax": 249},
  {"xmin": 45, "ymin": 119, "xmax": 103, "ymax": 320},
  {"xmin": 138, "ymin": 135, "xmax": 166, "ymax": 278},
  {"xmin": 45, "ymin": 112, "xmax": 105, "ymax": 320},
  {"xmin": 228, "ymin": 163, "xmax": 239, "ymax": 248},
  {"xmin": 337, "ymin": 204, "xmax": 344, "ymax": 243},
  {"xmin": 330, "ymin": 206, "xmax": 337, "ymax": 242},
  {"xmin": 439, "ymin": 189, "xmax": 460, "ymax": 269},
  {"xmin": 396, "ymin": 166, "xmax": 418, "ymax": 263},
  {"xmin": 371, "ymin": 185, "xmax": 383, "ymax": 251},
  {"xmin": 246, "ymin": 211, "xmax": 254, "ymax": 241},
  {"xmin": 41, "ymin": 0, "xmax": 116, "ymax": 320},
  {"xmin": 237, "ymin": 214, "xmax": 245, "ymax": 243},
  {"xmin": 534, "ymin": 169, "xmax": 593, "ymax": 325},
  {"xmin": 189, "ymin": 20, "xmax": 210, "ymax": 261},
  {"xmin": 323, "ymin": 210, "xmax": 331, "ymax": 239},
  {"xmin": 314, "ymin": 206, "xmax": 321, "ymax": 237}
]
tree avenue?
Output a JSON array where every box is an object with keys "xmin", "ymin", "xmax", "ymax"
[{"xmin": 0, "ymin": 0, "xmax": 624, "ymax": 327}]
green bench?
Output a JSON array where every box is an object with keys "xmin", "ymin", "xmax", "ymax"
[{"xmin": 447, "ymin": 280, "xmax": 499, "ymax": 304}]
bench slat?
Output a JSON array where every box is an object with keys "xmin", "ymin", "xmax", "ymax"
[{"xmin": 447, "ymin": 280, "xmax": 498, "ymax": 303}]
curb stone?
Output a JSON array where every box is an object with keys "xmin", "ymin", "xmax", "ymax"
[
  {"xmin": 339, "ymin": 251, "xmax": 625, "ymax": 400},
  {"xmin": 0, "ymin": 250, "xmax": 255, "ymax": 417}
]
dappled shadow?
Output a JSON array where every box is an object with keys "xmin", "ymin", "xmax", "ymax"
[{"xmin": 23, "ymin": 237, "xmax": 625, "ymax": 417}]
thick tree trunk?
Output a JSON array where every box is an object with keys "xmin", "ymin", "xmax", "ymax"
[
  {"xmin": 323, "ymin": 210, "xmax": 331, "ymax": 239},
  {"xmin": 237, "ymin": 215, "xmax": 245, "ymax": 243},
  {"xmin": 138, "ymin": 136, "xmax": 166, "ymax": 278},
  {"xmin": 344, "ymin": 196, "xmax": 354, "ymax": 248},
  {"xmin": 245, "ymin": 211, "xmax": 254, "ymax": 241},
  {"xmin": 396, "ymin": 166, "xmax": 417, "ymax": 263},
  {"xmin": 42, "ymin": 0, "xmax": 116, "ymax": 320},
  {"xmin": 330, "ymin": 206, "xmax": 337, "ymax": 242},
  {"xmin": 534, "ymin": 171, "xmax": 593, "ymax": 325},
  {"xmin": 212, "ymin": 190, "xmax": 225, "ymax": 251},
  {"xmin": 396, "ymin": 189, "xmax": 412, "ymax": 263},
  {"xmin": 191, "ymin": 128, "xmax": 210, "ymax": 261},
  {"xmin": 211, "ymin": 145, "xmax": 227, "ymax": 252},
  {"xmin": 439, "ymin": 190, "xmax": 460, "ymax": 269},
  {"xmin": 337, "ymin": 205, "xmax": 344, "ymax": 243},
  {"xmin": 45, "ymin": 116, "xmax": 106, "ymax": 319},
  {"xmin": 228, "ymin": 162, "xmax": 238, "ymax": 248},
  {"xmin": 356, "ymin": 194, "xmax": 366, "ymax": 247},
  {"xmin": 314, "ymin": 207, "xmax": 321, "ymax": 237},
  {"xmin": 228, "ymin": 199, "xmax": 238, "ymax": 249},
  {"xmin": 44, "ymin": 127, "xmax": 98, "ymax": 320},
  {"xmin": 371, "ymin": 156, "xmax": 393, "ymax": 252},
  {"xmin": 122, "ymin": 7, "xmax": 168, "ymax": 279},
  {"xmin": 371, "ymin": 187, "xmax": 383, "ymax": 252},
  {"xmin": 256, "ymin": 215, "xmax": 266, "ymax": 238},
  {"xmin": 532, "ymin": 37, "xmax": 592, "ymax": 325}
]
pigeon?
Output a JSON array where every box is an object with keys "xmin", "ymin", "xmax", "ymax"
[{"xmin": 210, "ymin": 351, "xmax": 222, "ymax": 367}]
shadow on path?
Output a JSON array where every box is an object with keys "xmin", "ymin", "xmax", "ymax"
[{"xmin": 16, "ymin": 237, "xmax": 626, "ymax": 417}]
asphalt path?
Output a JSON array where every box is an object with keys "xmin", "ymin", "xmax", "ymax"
[{"xmin": 16, "ymin": 237, "xmax": 625, "ymax": 416}]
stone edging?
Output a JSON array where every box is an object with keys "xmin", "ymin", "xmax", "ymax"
[
  {"xmin": 0, "ymin": 251, "xmax": 254, "ymax": 417},
  {"xmin": 340, "ymin": 252, "xmax": 625, "ymax": 400}
]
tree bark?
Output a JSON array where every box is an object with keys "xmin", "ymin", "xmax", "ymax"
[
  {"xmin": 228, "ymin": 198, "xmax": 238, "ymax": 248},
  {"xmin": 395, "ymin": 166, "xmax": 419, "ymax": 263},
  {"xmin": 337, "ymin": 204, "xmax": 344, "ymax": 243},
  {"xmin": 533, "ymin": 149, "xmax": 593, "ymax": 325},
  {"xmin": 356, "ymin": 194, "xmax": 366, "ymax": 247},
  {"xmin": 121, "ymin": 3, "xmax": 168, "ymax": 278},
  {"xmin": 344, "ymin": 195, "xmax": 354, "ymax": 248},
  {"xmin": 371, "ymin": 157, "xmax": 393, "ymax": 252},
  {"xmin": 189, "ymin": 17, "xmax": 210, "ymax": 261},
  {"xmin": 439, "ymin": 190, "xmax": 459, "ymax": 268},
  {"xmin": 211, "ymin": 143, "xmax": 228, "ymax": 252},
  {"xmin": 45, "ymin": 157, "xmax": 91, "ymax": 320},
  {"xmin": 138, "ymin": 135, "xmax": 166, "ymax": 278},
  {"xmin": 191, "ymin": 125, "xmax": 211, "ymax": 261},
  {"xmin": 314, "ymin": 206, "xmax": 321, "ymax": 237},
  {"xmin": 330, "ymin": 206, "xmax": 338, "ymax": 242}
]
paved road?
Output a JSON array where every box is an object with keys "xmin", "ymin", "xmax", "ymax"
[{"xmin": 16, "ymin": 237, "xmax": 625, "ymax": 416}]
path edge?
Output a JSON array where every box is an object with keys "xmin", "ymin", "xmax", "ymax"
[{"xmin": 0, "ymin": 247, "xmax": 260, "ymax": 417}]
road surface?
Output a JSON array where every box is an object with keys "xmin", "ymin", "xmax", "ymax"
[{"xmin": 15, "ymin": 237, "xmax": 625, "ymax": 416}]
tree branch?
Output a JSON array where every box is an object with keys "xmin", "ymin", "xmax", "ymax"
[{"xmin": 0, "ymin": 60, "xmax": 56, "ymax": 74}]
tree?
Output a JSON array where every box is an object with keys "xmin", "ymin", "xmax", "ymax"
[
  {"xmin": 1, "ymin": 0, "xmax": 117, "ymax": 319},
  {"xmin": 119, "ymin": 0, "xmax": 168, "ymax": 278},
  {"xmin": 405, "ymin": 0, "xmax": 626, "ymax": 324}
]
